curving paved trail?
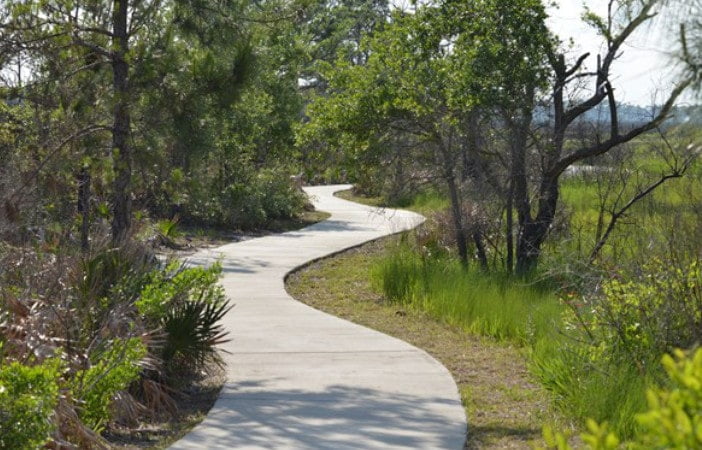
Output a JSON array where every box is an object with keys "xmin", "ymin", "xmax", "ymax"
[{"xmin": 170, "ymin": 185, "xmax": 467, "ymax": 449}]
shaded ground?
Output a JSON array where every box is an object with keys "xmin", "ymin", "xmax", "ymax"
[
  {"xmin": 154, "ymin": 210, "xmax": 331, "ymax": 257},
  {"xmin": 105, "ymin": 367, "xmax": 225, "ymax": 449},
  {"xmin": 286, "ymin": 236, "xmax": 563, "ymax": 449}
]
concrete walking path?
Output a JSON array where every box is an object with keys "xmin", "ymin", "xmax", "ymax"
[{"xmin": 170, "ymin": 185, "xmax": 467, "ymax": 449}]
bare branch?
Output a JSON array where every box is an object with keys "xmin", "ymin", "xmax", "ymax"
[
  {"xmin": 590, "ymin": 167, "xmax": 690, "ymax": 262},
  {"xmin": 551, "ymin": 77, "xmax": 692, "ymax": 178}
]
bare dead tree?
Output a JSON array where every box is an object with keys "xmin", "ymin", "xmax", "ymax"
[{"xmin": 512, "ymin": 0, "xmax": 694, "ymax": 273}]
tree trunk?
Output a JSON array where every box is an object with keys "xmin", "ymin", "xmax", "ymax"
[
  {"xmin": 506, "ymin": 177, "xmax": 514, "ymax": 273},
  {"xmin": 445, "ymin": 171, "xmax": 468, "ymax": 267},
  {"xmin": 516, "ymin": 175, "xmax": 558, "ymax": 274},
  {"xmin": 77, "ymin": 167, "xmax": 91, "ymax": 252},
  {"xmin": 110, "ymin": 0, "xmax": 132, "ymax": 244},
  {"xmin": 472, "ymin": 230, "xmax": 488, "ymax": 270},
  {"xmin": 509, "ymin": 108, "xmax": 536, "ymax": 274},
  {"xmin": 511, "ymin": 55, "xmax": 568, "ymax": 273}
]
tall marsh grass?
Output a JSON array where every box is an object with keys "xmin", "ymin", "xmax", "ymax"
[
  {"xmin": 371, "ymin": 240, "xmax": 652, "ymax": 438},
  {"xmin": 529, "ymin": 339, "xmax": 650, "ymax": 438},
  {"xmin": 370, "ymin": 243, "xmax": 561, "ymax": 344}
]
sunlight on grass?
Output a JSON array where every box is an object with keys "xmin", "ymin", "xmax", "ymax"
[{"xmin": 370, "ymin": 243, "xmax": 562, "ymax": 345}]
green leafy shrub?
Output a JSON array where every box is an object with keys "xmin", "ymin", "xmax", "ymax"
[
  {"xmin": 532, "ymin": 258, "xmax": 702, "ymax": 438},
  {"xmin": 637, "ymin": 348, "xmax": 702, "ymax": 448},
  {"xmin": 136, "ymin": 261, "xmax": 224, "ymax": 320},
  {"xmin": 71, "ymin": 338, "xmax": 147, "ymax": 432},
  {"xmin": 162, "ymin": 296, "xmax": 232, "ymax": 375},
  {"xmin": 185, "ymin": 167, "xmax": 307, "ymax": 229},
  {"xmin": 587, "ymin": 259, "xmax": 702, "ymax": 367},
  {"xmin": 256, "ymin": 169, "xmax": 304, "ymax": 219},
  {"xmin": 0, "ymin": 358, "xmax": 61, "ymax": 449},
  {"xmin": 137, "ymin": 262, "xmax": 231, "ymax": 376}
]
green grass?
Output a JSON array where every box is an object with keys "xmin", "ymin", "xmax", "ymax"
[
  {"xmin": 335, "ymin": 188, "xmax": 449, "ymax": 216},
  {"xmin": 370, "ymin": 243, "xmax": 562, "ymax": 345},
  {"xmin": 529, "ymin": 339, "xmax": 650, "ymax": 439},
  {"xmin": 335, "ymin": 189, "xmax": 385, "ymax": 207},
  {"xmin": 404, "ymin": 190, "xmax": 450, "ymax": 215},
  {"xmin": 370, "ymin": 239, "xmax": 653, "ymax": 439}
]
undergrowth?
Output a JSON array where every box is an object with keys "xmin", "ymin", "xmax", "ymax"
[
  {"xmin": 370, "ymin": 242, "xmax": 560, "ymax": 344},
  {"xmin": 370, "ymin": 231, "xmax": 679, "ymax": 440},
  {"xmin": 0, "ymin": 237, "xmax": 231, "ymax": 447}
]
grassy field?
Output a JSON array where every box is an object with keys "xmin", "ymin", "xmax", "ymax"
[{"xmin": 555, "ymin": 143, "xmax": 702, "ymax": 265}]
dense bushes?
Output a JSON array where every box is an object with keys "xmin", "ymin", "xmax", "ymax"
[
  {"xmin": 588, "ymin": 260, "xmax": 702, "ymax": 366},
  {"xmin": 0, "ymin": 358, "xmax": 61, "ymax": 449},
  {"xmin": 185, "ymin": 167, "xmax": 308, "ymax": 229},
  {"xmin": 530, "ymin": 257, "xmax": 702, "ymax": 438},
  {"xmin": 0, "ymin": 240, "xmax": 230, "ymax": 447}
]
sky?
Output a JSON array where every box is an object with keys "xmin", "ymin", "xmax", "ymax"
[{"xmin": 546, "ymin": 0, "xmax": 687, "ymax": 106}]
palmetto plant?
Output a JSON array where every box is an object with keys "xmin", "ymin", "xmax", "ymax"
[
  {"xmin": 161, "ymin": 296, "xmax": 232, "ymax": 375},
  {"xmin": 0, "ymin": 235, "xmax": 233, "ymax": 445}
]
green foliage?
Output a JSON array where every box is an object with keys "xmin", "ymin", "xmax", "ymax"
[
  {"xmin": 157, "ymin": 217, "xmax": 181, "ymax": 239},
  {"xmin": 76, "ymin": 245, "xmax": 155, "ymax": 308},
  {"xmin": 371, "ymin": 242, "xmax": 561, "ymax": 344},
  {"xmin": 72, "ymin": 338, "xmax": 146, "ymax": 432},
  {"xmin": 1, "ymin": 0, "xmax": 296, "ymax": 442},
  {"xmin": 542, "ymin": 419, "xmax": 620, "ymax": 450},
  {"xmin": 186, "ymin": 167, "xmax": 307, "ymax": 229},
  {"xmin": 0, "ymin": 239, "xmax": 231, "ymax": 441},
  {"xmin": 137, "ymin": 261, "xmax": 231, "ymax": 375},
  {"xmin": 161, "ymin": 294, "xmax": 232, "ymax": 375},
  {"xmin": 137, "ymin": 262, "xmax": 224, "ymax": 320},
  {"xmin": 637, "ymin": 348, "xmax": 702, "ymax": 448},
  {"xmin": 541, "ymin": 348, "xmax": 702, "ymax": 449},
  {"xmin": 531, "ymin": 256, "xmax": 702, "ymax": 438},
  {"xmin": 0, "ymin": 358, "xmax": 61, "ymax": 449},
  {"xmin": 588, "ymin": 259, "xmax": 702, "ymax": 367},
  {"xmin": 298, "ymin": 0, "xmax": 553, "ymax": 193}
]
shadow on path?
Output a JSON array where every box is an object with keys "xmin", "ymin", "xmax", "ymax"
[{"xmin": 179, "ymin": 381, "xmax": 465, "ymax": 449}]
